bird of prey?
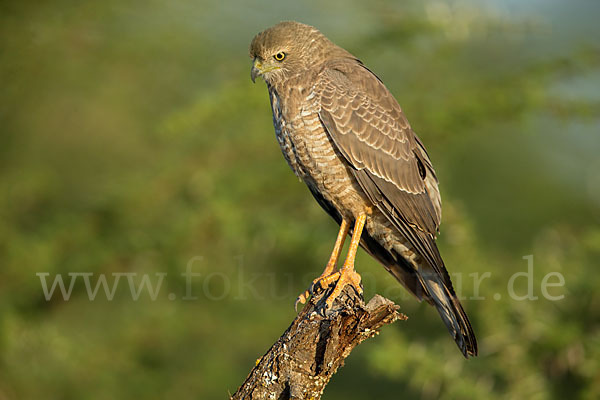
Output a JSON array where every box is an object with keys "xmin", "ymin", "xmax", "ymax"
[{"xmin": 249, "ymin": 21, "xmax": 477, "ymax": 357}]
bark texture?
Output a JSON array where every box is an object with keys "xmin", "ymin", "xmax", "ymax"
[{"xmin": 231, "ymin": 288, "xmax": 406, "ymax": 399}]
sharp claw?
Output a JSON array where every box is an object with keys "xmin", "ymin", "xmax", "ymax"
[
  {"xmin": 295, "ymin": 271, "xmax": 347, "ymax": 312},
  {"xmin": 294, "ymin": 298, "xmax": 300, "ymax": 312},
  {"xmin": 294, "ymin": 291, "xmax": 308, "ymax": 312}
]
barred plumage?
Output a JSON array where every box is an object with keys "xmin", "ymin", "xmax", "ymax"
[{"xmin": 250, "ymin": 21, "xmax": 477, "ymax": 357}]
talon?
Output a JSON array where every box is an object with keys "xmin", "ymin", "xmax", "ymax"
[
  {"xmin": 295, "ymin": 270, "xmax": 340, "ymax": 311},
  {"xmin": 293, "ymin": 214, "xmax": 367, "ymax": 312},
  {"xmin": 295, "ymin": 291, "xmax": 309, "ymax": 312},
  {"xmin": 294, "ymin": 220, "xmax": 349, "ymax": 309},
  {"xmin": 324, "ymin": 268, "xmax": 363, "ymax": 310},
  {"xmin": 323, "ymin": 214, "xmax": 367, "ymax": 310},
  {"xmin": 313, "ymin": 271, "xmax": 340, "ymax": 293}
]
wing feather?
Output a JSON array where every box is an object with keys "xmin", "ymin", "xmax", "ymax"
[
  {"xmin": 315, "ymin": 60, "xmax": 478, "ymax": 357},
  {"xmin": 316, "ymin": 60, "xmax": 442, "ymax": 240}
]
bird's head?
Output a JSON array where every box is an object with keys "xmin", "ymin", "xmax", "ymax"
[{"xmin": 249, "ymin": 21, "xmax": 353, "ymax": 85}]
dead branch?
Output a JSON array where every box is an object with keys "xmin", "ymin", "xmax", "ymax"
[{"xmin": 231, "ymin": 287, "xmax": 406, "ymax": 399}]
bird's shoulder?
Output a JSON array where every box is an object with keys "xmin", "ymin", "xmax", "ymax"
[
  {"xmin": 313, "ymin": 57, "xmax": 443, "ymax": 235},
  {"xmin": 314, "ymin": 58, "xmax": 419, "ymax": 169},
  {"xmin": 315, "ymin": 59, "xmax": 404, "ymax": 115}
]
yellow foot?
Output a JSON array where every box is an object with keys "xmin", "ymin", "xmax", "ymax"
[
  {"xmin": 324, "ymin": 268, "xmax": 363, "ymax": 311},
  {"xmin": 296, "ymin": 214, "xmax": 367, "ymax": 312},
  {"xmin": 295, "ymin": 272, "xmax": 341, "ymax": 311}
]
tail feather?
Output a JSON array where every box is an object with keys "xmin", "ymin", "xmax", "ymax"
[
  {"xmin": 360, "ymin": 233, "xmax": 478, "ymax": 358},
  {"xmin": 417, "ymin": 269, "xmax": 478, "ymax": 357}
]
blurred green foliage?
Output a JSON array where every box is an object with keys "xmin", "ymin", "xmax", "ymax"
[{"xmin": 1, "ymin": 0, "xmax": 599, "ymax": 399}]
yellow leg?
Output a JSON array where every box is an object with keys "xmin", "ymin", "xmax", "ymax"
[
  {"xmin": 319, "ymin": 218, "xmax": 350, "ymax": 281},
  {"xmin": 324, "ymin": 214, "xmax": 366, "ymax": 310},
  {"xmin": 295, "ymin": 219, "xmax": 350, "ymax": 309}
]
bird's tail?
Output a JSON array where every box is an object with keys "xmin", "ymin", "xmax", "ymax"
[
  {"xmin": 360, "ymin": 234, "xmax": 477, "ymax": 357},
  {"xmin": 415, "ymin": 266, "xmax": 478, "ymax": 358}
]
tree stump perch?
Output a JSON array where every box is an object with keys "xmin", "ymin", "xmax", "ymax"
[{"xmin": 231, "ymin": 287, "xmax": 406, "ymax": 399}]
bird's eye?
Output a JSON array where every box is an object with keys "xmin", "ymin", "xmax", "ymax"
[{"xmin": 274, "ymin": 52, "xmax": 286, "ymax": 61}]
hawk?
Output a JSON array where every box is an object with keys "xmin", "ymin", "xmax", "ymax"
[{"xmin": 249, "ymin": 21, "xmax": 477, "ymax": 357}]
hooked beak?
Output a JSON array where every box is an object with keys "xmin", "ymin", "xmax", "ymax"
[{"xmin": 250, "ymin": 58, "xmax": 262, "ymax": 83}]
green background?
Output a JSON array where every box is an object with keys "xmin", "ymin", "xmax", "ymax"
[{"xmin": 1, "ymin": 0, "xmax": 599, "ymax": 398}]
